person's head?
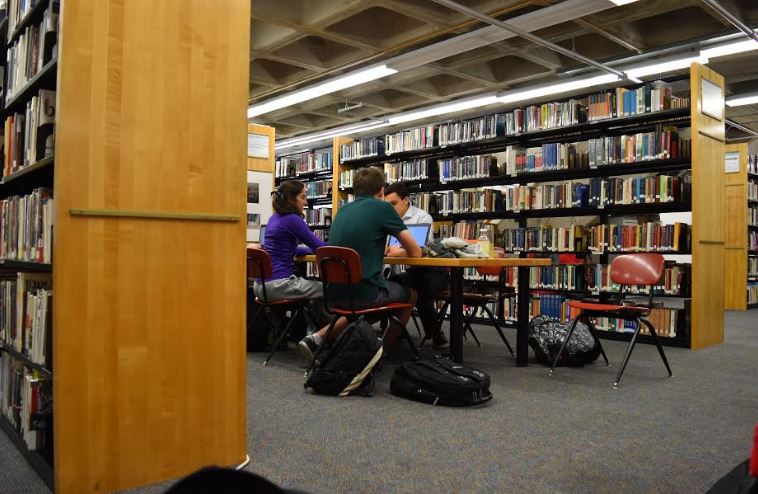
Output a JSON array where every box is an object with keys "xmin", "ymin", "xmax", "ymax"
[
  {"xmin": 272, "ymin": 180, "xmax": 307, "ymax": 215},
  {"xmin": 384, "ymin": 182, "xmax": 410, "ymax": 218},
  {"xmin": 353, "ymin": 166, "xmax": 386, "ymax": 198}
]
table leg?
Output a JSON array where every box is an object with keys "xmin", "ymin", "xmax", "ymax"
[
  {"xmin": 449, "ymin": 267, "xmax": 464, "ymax": 363},
  {"xmin": 517, "ymin": 265, "xmax": 529, "ymax": 367}
]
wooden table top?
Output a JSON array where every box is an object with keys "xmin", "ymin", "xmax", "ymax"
[{"xmin": 296, "ymin": 255, "xmax": 550, "ymax": 267}]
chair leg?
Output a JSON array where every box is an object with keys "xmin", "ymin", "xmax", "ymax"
[
  {"xmin": 549, "ymin": 315, "xmax": 581, "ymax": 376},
  {"xmin": 411, "ymin": 311, "xmax": 423, "ymax": 338},
  {"xmin": 483, "ymin": 305, "xmax": 514, "ymax": 357},
  {"xmin": 583, "ymin": 314, "xmax": 610, "ymax": 366},
  {"xmin": 247, "ymin": 305, "xmax": 262, "ymax": 334},
  {"xmin": 640, "ymin": 318, "xmax": 673, "ymax": 378},
  {"xmin": 263, "ymin": 306, "xmax": 301, "ymax": 367},
  {"xmin": 463, "ymin": 310, "xmax": 482, "ymax": 349},
  {"xmin": 613, "ymin": 318, "xmax": 642, "ymax": 389}
]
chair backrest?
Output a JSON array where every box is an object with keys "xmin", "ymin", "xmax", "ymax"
[
  {"xmin": 247, "ymin": 246, "xmax": 273, "ymax": 279},
  {"xmin": 610, "ymin": 253, "xmax": 665, "ymax": 286},
  {"xmin": 315, "ymin": 246, "xmax": 362, "ymax": 284},
  {"xmin": 476, "ymin": 265, "xmax": 502, "ymax": 277}
]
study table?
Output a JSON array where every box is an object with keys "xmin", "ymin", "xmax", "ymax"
[{"xmin": 299, "ymin": 255, "xmax": 550, "ymax": 366}]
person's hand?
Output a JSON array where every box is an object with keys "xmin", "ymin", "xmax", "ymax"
[{"xmin": 385, "ymin": 245, "xmax": 406, "ymax": 257}]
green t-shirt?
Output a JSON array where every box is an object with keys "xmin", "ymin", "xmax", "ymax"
[{"xmin": 328, "ymin": 195, "xmax": 407, "ymax": 301}]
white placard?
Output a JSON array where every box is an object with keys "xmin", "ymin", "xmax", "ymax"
[
  {"xmin": 247, "ymin": 133, "xmax": 270, "ymax": 159},
  {"xmin": 701, "ymin": 77, "xmax": 724, "ymax": 120},
  {"xmin": 247, "ymin": 170, "xmax": 273, "ymax": 242},
  {"xmin": 725, "ymin": 151, "xmax": 740, "ymax": 174}
]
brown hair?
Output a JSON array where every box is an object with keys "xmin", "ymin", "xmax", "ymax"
[
  {"xmin": 353, "ymin": 167, "xmax": 385, "ymax": 196},
  {"xmin": 271, "ymin": 180, "xmax": 304, "ymax": 215},
  {"xmin": 384, "ymin": 182, "xmax": 409, "ymax": 199}
]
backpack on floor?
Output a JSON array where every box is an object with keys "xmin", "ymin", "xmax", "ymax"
[
  {"xmin": 390, "ymin": 356, "xmax": 492, "ymax": 406},
  {"xmin": 304, "ymin": 317, "xmax": 383, "ymax": 397},
  {"xmin": 528, "ymin": 315, "xmax": 600, "ymax": 367}
]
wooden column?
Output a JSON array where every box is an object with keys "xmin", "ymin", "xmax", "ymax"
[
  {"xmin": 689, "ymin": 63, "xmax": 726, "ymax": 348},
  {"xmin": 53, "ymin": 1, "xmax": 249, "ymax": 492},
  {"xmin": 332, "ymin": 136, "xmax": 354, "ymax": 214},
  {"xmin": 723, "ymin": 143, "xmax": 748, "ymax": 310},
  {"xmin": 248, "ymin": 124, "xmax": 275, "ymax": 173}
]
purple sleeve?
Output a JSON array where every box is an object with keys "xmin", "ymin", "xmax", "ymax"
[{"xmin": 288, "ymin": 215, "xmax": 326, "ymax": 254}]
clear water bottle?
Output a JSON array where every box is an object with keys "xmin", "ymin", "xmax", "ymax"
[{"xmin": 478, "ymin": 226, "xmax": 492, "ymax": 258}]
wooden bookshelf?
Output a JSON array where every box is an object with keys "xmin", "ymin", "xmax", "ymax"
[
  {"xmin": 328, "ymin": 63, "xmax": 724, "ymax": 350},
  {"xmin": 723, "ymin": 143, "xmax": 748, "ymax": 310},
  {"xmin": 0, "ymin": 1, "xmax": 250, "ymax": 493}
]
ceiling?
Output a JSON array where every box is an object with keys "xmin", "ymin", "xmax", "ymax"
[{"xmin": 249, "ymin": 0, "xmax": 758, "ymax": 142}]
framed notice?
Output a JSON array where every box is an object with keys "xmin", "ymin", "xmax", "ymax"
[
  {"xmin": 701, "ymin": 77, "xmax": 724, "ymax": 120},
  {"xmin": 725, "ymin": 151, "xmax": 740, "ymax": 174},
  {"xmin": 247, "ymin": 133, "xmax": 270, "ymax": 159}
]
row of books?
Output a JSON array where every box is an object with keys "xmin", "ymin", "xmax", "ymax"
[
  {"xmin": 305, "ymin": 207, "xmax": 331, "ymax": 226},
  {"xmin": 587, "ymin": 127, "xmax": 689, "ymax": 165},
  {"xmin": 587, "ymin": 262, "xmax": 689, "ymax": 296},
  {"xmin": 748, "ymin": 180, "xmax": 757, "ymax": 202},
  {"xmin": 0, "ymin": 272, "xmax": 51, "ymax": 365},
  {"xmin": 750, "ymin": 231, "xmax": 757, "ymax": 251},
  {"xmin": 0, "ymin": 356, "xmax": 50, "ymax": 451},
  {"xmin": 748, "ymin": 256, "xmax": 757, "ymax": 277},
  {"xmin": 340, "ymin": 137, "xmax": 383, "ymax": 162},
  {"xmin": 505, "ymin": 99, "xmax": 585, "ymax": 135},
  {"xmin": 306, "ymin": 180, "xmax": 331, "ymax": 199},
  {"xmin": 3, "ymin": 89, "xmax": 55, "ymax": 177},
  {"xmin": 749, "ymin": 155, "xmax": 758, "ymax": 175},
  {"xmin": 5, "ymin": 0, "xmax": 58, "ymax": 103},
  {"xmin": 749, "ymin": 283, "xmax": 758, "ymax": 305},
  {"xmin": 501, "ymin": 225, "xmax": 585, "ymax": 253},
  {"xmin": 385, "ymin": 125, "xmax": 436, "ymax": 155},
  {"xmin": 587, "ymin": 221, "xmax": 690, "ymax": 253},
  {"xmin": 413, "ymin": 174, "xmax": 690, "ymax": 214},
  {"xmin": 588, "ymin": 81, "xmax": 688, "ymax": 121},
  {"xmin": 750, "ymin": 207, "xmax": 758, "ymax": 227},
  {"xmin": 433, "ymin": 221, "xmax": 490, "ymax": 241},
  {"xmin": 438, "ymin": 155, "xmax": 497, "ymax": 183},
  {"xmin": 275, "ymin": 149, "xmax": 332, "ymax": 178},
  {"xmin": 384, "ymin": 160, "xmax": 431, "ymax": 184},
  {"xmin": 438, "ymin": 114, "xmax": 503, "ymax": 147},
  {"xmin": 0, "ymin": 188, "xmax": 53, "ymax": 263},
  {"xmin": 339, "ymin": 169, "xmax": 354, "ymax": 188}
]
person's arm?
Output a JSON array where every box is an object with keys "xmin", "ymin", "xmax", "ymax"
[
  {"xmin": 289, "ymin": 216, "xmax": 326, "ymax": 256},
  {"xmin": 392, "ymin": 229, "xmax": 422, "ymax": 257},
  {"xmin": 382, "ymin": 203, "xmax": 422, "ymax": 258}
]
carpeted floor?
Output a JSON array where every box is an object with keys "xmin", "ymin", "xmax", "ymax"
[{"xmin": 3, "ymin": 311, "xmax": 757, "ymax": 494}]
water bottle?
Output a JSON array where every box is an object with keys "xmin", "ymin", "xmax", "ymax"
[{"xmin": 478, "ymin": 227, "xmax": 491, "ymax": 258}]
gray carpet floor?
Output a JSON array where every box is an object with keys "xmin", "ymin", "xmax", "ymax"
[{"xmin": 2, "ymin": 311, "xmax": 757, "ymax": 494}]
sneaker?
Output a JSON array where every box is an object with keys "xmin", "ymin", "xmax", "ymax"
[
  {"xmin": 432, "ymin": 333, "xmax": 449, "ymax": 350},
  {"xmin": 297, "ymin": 335, "xmax": 320, "ymax": 363}
]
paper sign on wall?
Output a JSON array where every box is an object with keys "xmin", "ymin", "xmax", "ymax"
[
  {"xmin": 248, "ymin": 133, "xmax": 270, "ymax": 159},
  {"xmin": 725, "ymin": 151, "xmax": 740, "ymax": 174}
]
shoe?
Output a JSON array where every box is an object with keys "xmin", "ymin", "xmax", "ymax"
[
  {"xmin": 297, "ymin": 335, "xmax": 320, "ymax": 363},
  {"xmin": 432, "ymin": 333, "xmax": 449, "ymax": 350}
]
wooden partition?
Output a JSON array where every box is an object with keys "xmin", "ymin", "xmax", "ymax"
[
  {"xmin": 53, "ymin": 1, "xmax": 250, "ymax": 492},
  {"xmin": 723, "ymin": 143, "xmax": 748, "ymax": 310},
  {"xmin": 333, "ymin": 136, "xmax": 354, "ymax": 213},
  {"xmin": 690, "ymin": 63, "xmax": 726, "ymax": 348},
  {"xmin": 248, "ymin": 124, "xmax": 276, "ymax": 173}
]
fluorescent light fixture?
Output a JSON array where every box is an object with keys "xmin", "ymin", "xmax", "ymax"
[
  {"xmin": 276, "ymin": 120, "xmax": 389, "ymax": 151},
  {"xmin": 387, "ymin": 95, "xmax": 499, "ymax": 125},
  {"xmin": 701, "ymin": 39, "xmax": 758, "ymax": 59},
  {"xmin": 248, "ymin": 65, "xmax": 397, "ymax": 118},
  {"xmin": 498, "ymin": 74, "xmax": 620, "ymax": 104},
  {"xmin": 624, "ymin": 54, "xmax": 708, "ymax": 79},
  {"xmin": 726, "ymin": 92, "xmax": 758, "ymax": 107},
  {"xmin": 609, "ymin": 0, "xmax": 640, "ymax": 5}
]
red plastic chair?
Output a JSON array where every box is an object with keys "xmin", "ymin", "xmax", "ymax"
[
  {"xmin": 435, "ymin": 264, "xmax": 515, "ymax": 356},
  {"xmin": 548, "ymin": 253, "xmax": 673, "ymax": 388},
  {"xmin": 305, "ymin": 246, "xmax": 420, "ymax": 375},
  {"xmin": 247, "ymin": 247, "xmax": 318, "ymax": 366}
]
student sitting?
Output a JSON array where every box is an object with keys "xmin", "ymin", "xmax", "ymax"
[
  {"xmin": 254, "ymin": 180, "xmax": 347, "ymax": 359},
  {"xmin": 384, "ymin": 182, "xmax": 449, "ymax": 349},
  {"xmin": 298, "ymin": 167, "xmax": 421, "ymax": 352}
]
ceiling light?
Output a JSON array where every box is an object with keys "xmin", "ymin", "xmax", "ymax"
[
  {"xmin": 498, "ymin": 74, "xmax": 620, "ymax": 104},
  {"xmin": 387, "ymin": 95, "xmax": 499, "ymax": 125},
  {"xmin": 624, "ymin": 54, "xmax": 708, "ymax": 79},
  {"xmin": 276, "ymin": 120, "xmax": 390, "ymax": 151},
  {"xmin": 609, "ymin": 0, "xmax": 640, "ymax": 5},
  {"xmin": 248, "ymin": 65, "xmax": 397, "ymax": 118},
  {"xmin": 701, "ymin": 39, "xmax": 758, "ymax": 59},
  {"xmin": 726, "ymin": 92, "xmax": 758, "ymax": 107}
]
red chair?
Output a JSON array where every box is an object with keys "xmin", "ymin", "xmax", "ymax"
[
  {"xmin": 548, "ymin": 253, "xmax": 673, "ymax": 388},
  {"xmin": 247, "ymin": 247, "xmax": 319, "ymax": 366},
  {"xmin": 306, "ymin": 246, "xmax": 420, "ymax": 375},
  {"xmin": 434, "ymin": 265, "xmax": 515, "ymax": 356}
]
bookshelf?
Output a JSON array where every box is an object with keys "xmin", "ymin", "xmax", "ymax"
[
  {"xmin": 0, "ymin": 1, "xmax": 251, "ymax": 493},
  {"xmin": 326, "ymin": 63, "xmax": 725, "ymax": 350},
  {"xmin": 748, "ymin": 152, "xmax": 758, "ymax": 309},
  {"xmin": 723, "ymin": 143, "xmax": 749, "ymax": 310}
]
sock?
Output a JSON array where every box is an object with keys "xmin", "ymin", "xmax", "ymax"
[{"xmin": 311, "ymin": 333, "xmax": 323, "ymax": 346}]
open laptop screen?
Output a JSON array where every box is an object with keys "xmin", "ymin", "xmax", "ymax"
[{"xmin": 387, "ymin": 223, "xmax": 431, "ymax": 249}]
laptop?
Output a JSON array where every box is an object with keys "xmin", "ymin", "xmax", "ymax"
[
  {"xmin": 259, "ymin": 224, "xmax": 267, "ymax": 246},
  {"xmin": 387, "ymin": 223, "xmax": 431, "ymax": 249}
]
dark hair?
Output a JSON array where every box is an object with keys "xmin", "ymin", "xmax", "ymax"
[
  {"xmin": 353, "ymin": 167, "xmax": 385, "ymax": 196},
  {"xmin": 384, "ymin": 182, "xmax": 409, "ymax": 199},
  {"xmin": 164, "ymin": 467, "xmax": 286, "ymax": 494},
  {"xmin": 272, "ymin": 180, "xmax": 304, "ymax": 215}
]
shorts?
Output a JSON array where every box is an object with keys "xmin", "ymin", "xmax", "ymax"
[
  {"xmin": 332, "ymin": 280, "xmax": 411, "ymax": 310},
  {"xmin": 253, "ymin": 276, "xmax": 323, "ymax": 302}
]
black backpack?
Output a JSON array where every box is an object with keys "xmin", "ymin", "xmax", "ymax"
[
  {"xmin": 304, "ymin": 317, "xmax": 383, "ymax": 397},
  {"xmin": 390, "ymin": 356, "xmax": 492, "ymax": 406},
  {"xmin": 528, "ymin": 315, "xmax": 600, "ymax": 367}
]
